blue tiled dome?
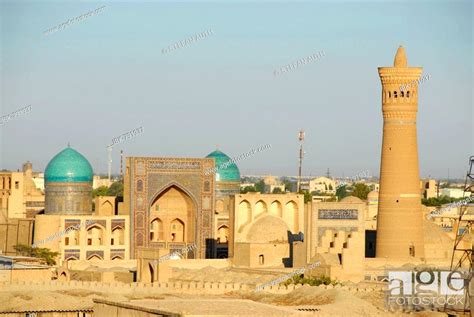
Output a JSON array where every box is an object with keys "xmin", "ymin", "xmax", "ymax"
[
  {"xmin": 205, "ymin": 150, "xmax": 240, "ymax": 182},
  {"xmin": 45, "ymin": 147, "xmax": 93, "ymax": 183}
]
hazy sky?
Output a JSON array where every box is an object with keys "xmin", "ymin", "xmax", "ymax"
[{"xmin": 1, "ymin": 0, "xmax": 472, "ymax": 179}]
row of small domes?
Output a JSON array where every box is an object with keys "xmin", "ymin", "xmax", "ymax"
[{"xmin": 45, "ymin": 147, "xmax": 240, "ymax": 183}]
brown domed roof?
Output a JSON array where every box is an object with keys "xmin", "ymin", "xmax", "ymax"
[
  {"xmin": 367, "ymin": 190, "xmax": 379, "ymax": 199},
  {"xmin": 423, "ymin": 219, "xmax": 453, "ymax": 245},
  {"xmin": 340, "ymin": 196, "xmax": 363, "ymax": 203}
]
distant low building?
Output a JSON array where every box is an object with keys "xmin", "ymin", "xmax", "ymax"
[
  {"xmin": 420, "ymin": 179, "xmax": 438, "ymax": 199},
  {"xmin": 308, "ymin": 176, "xmax": 336, "ymax": 194},
  {"xmin": 93, "ymin": 175, "xmax": 113, "ymax": 189},
  {"xmin": 0, "ymin": 255, "xmax": 51, "ymax": 283},
  {"xmin": 0, "ymin": 162, "xmax": 45, "ymax": 219},
  {"xmin": 262, "ymin": 175, "xmax": 285, "ymax": 193},
  {"xmin": 240, "ymin": 182, "xmax": 255, "ymax": 189},
  {"xmin": 440, "ymin": 188, "xmax": 466, "ymax": 199}
]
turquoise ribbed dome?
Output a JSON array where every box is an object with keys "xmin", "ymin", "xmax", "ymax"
[
  {"xmin": 205, "ymin": 150, "xmax": 240, "ymax": 182},
  {"xmin": 45, "ymin": 147, "xmax": 93, "ymax": 183}
]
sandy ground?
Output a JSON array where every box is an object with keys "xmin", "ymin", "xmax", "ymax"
[{"xmin": 0, "ymin": 286, "xmax": 450, "ymax": 316}]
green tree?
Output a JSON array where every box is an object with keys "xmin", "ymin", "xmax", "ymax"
[
  {"xmin": 108, "ymin": 181, "xmax": 124, "ymax": 197},
  {"xmin": 282, "ymin": 180, "xmax": 294, "ymax": 192},
  {"xmin": 272, "ymin": 187, "xmax": 283, "ymax": 194},
  {"xmin": 336, "ymin": 185, "xmax": 347, "ymax": 201},
  {"xmin": 421, "ymin": 195, "xmax": 460, "ymax": 207},
  {"xmin": 351, "ymin": 183, "xmax": 371, "ymax": 200},
  {"xmin": 92, "ymin": 186, "xmax": 109, "ymax": 198},
  {"xmin": 299, "ymin": 190, "xmax": 312, "ymax": 203},
  {"xmin": 255, "ymin": 180, "xmax": 265, "ymax": 193},
  {"xmin": 241, "ymin": 186, "xmax": 257, "ymax": 194},
  {"xmin": 14, "ymin": 244, "xmax": 60, "ymax": 266}
]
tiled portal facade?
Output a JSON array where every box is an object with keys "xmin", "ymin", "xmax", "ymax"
[{"xmin": 124, "ymin": 157, "xmax": 216, "ymax": 259}]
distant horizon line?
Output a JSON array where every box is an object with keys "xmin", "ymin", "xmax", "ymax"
[{"xmin": 0, "ymin": 169, "xmax": 466, "ymax": 183}]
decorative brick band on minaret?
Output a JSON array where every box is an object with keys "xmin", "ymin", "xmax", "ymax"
[{"xmin": 376, "ymin": 46, "xmax": 425, "ymax": 259}]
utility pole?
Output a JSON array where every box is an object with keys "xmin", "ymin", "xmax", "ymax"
[
  {"xmin": 297, "ymin": 130, "xmax": 305, "ymax": 192},
  {"xmin": 120, "ymin": 150, "xmax": 124, "ymax": 181},
  {"xmin": 107, "ymin": 145, "xmax": 112, "ymax": 183}
]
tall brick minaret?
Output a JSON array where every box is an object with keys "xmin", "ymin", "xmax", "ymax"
[{"xmin": 376, "ymin": 46, "xmax": 425, "ymax": 259}]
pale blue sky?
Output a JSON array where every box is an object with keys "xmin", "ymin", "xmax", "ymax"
[{"xmin": 0, "ymin": 0, "xmax": 472, "ymax": 178}]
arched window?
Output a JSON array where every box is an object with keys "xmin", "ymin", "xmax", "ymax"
[
  {"xmin": 394, "ymin": 91, "xmax": 398, "ymax": 98},
  {"xmin": 283, "ymin": 201, "xmax": 299, "ymax": 232},
  {"xmin": 65, "ymin": 228, "xmax": 80, "ymax": 246},
  {"xmin": 111, "ymin": 227, "xmax": 124, "ymax": 245},
  {"xmin": 401, "ymin": 91, "xmax": 404, "ymax": 97},
  {"xmin": 170, "ymin": 219, "xmax": 185, "ymax": 242},
  {"xmin": 150, "ymin": 218, "xmax": 164, "ymax": 242},
  {"xmin": 59, "ymin": 272, "xmax": 68, "ymax": 281},
  {"xmin": 254, "ymin": 200, "xmax": 267, "ymax": 219},
  {"xmin": 217, "ymin": 225, "xmax": 229, "ymax": 244},
  {"xmin": 388, "ymin": 91, "xmax": 391, "ymax": 98},
  {"xmin": 137, "ymin": 180, "xmax": 143, "ymax": 192},
  {"xmin": 87, "ymin": 225, "xmax": 104, "ymax": 246},
  {"xmin": 407, "ymin": 91, "xmax": 410, "ymax": 97},
  {"xmin": 88, "ymin": 254, "xmax": 103, "ymax": 261},
  {"xmin": 270, "ymin": 201, "xmax": 283, "ymax": 217}
]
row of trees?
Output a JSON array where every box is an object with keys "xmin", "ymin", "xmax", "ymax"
[
  {"xmin": 92, "ymin": 180, "xmax": 124, "ymax": 198},
  {"xmin": 240, "ymin": 180, "xmax": 373, "ymax": 203},
  {"xmin": 421, "ymin": 196, "xmax": 466, "ymax": 206},
  {"xmin": 14, "ymin": 244, "xmax": 59, "ymax": 266}
]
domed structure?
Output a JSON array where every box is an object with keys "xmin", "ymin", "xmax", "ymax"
[
  {"xmin": 340, "ymin": 196, "xmax": 363, "ymax": 203},
  {"xmin": 205, "ymin": 149, "xmax": 241, "ymax": 219},
  {"xmin": 367, "ymin": 190, "xmax": 379, "ymax": 204},
  {"xmin": 205, "ymin": 150, "xmax": 240, "ymax": 182},
  {"xmin": 44, "ymin": 146, "xmax": 93, "ymax": 215},
  {"xmin": 45, "ymin": 147, "xmax": 93, "ymax": 183}
]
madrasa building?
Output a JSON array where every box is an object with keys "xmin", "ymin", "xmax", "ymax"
[{"xmin": 123, "ymin": 149, "xmax": 241, "ymax": 261}]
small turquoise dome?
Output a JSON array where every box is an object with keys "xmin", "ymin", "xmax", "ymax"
[
  {"xmin": 45, "ymin": 147, "xmax": 93, "ymax": 183},
  {"xmin": 205, "ymin": 150, "xmax": 240, "ymax": 182}
]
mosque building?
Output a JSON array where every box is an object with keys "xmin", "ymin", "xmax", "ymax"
[
  {"xmin": 34, "ymin": 146, "xmax": 130, "ymax": 262},
  {"xmin": 44, "ymin": 147, "xmax": 94, "ymax": 215},
  {"xmin": 205, "ymin": 150, "xmax": 241, "ymax": 258}
]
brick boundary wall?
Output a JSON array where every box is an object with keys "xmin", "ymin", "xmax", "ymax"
[{"xmin": 0, "ymin": 280, "xmax": 385, "ymax": 295}]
